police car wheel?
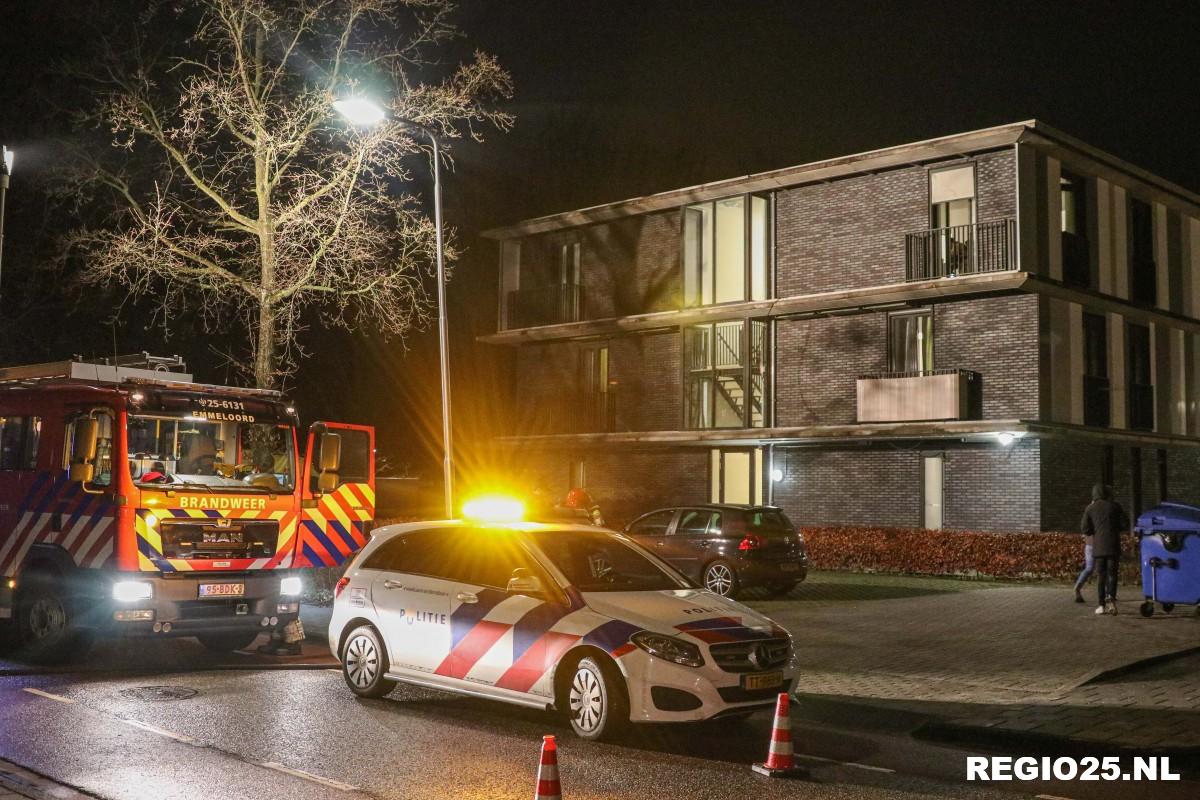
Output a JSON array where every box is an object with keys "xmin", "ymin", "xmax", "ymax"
[
  {"xmin": 703, "ymin": 560, "xmax": 740, "ymax": 598},
  {"xmin": 568, "ymin": 656, "xmax": 627, "ymax": 741},
  {"xmin": 343, "ymin": 625, "xmax": 396, "ymax": 698}
]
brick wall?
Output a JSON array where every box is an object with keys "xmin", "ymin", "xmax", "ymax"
[
  {"xmin": 942, "ymin": 440, "xmax": 1041, "ymax": 531},
  {"xmin": 771, "ymin": 447, "xmax": 922, "ymax": 528},
  {"xmin": 775, "ymin": 150, "xmax": 1015, "ymax": 298},
  {"xmin": 937, "ymin": 293, "xmax": 1040, "ymax": 419}
]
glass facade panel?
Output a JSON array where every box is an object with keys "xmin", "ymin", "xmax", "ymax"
[
  {"xmin": 714, "ymin": 197, "xmax": 746, "ymax": 303},
  {"xmin": 889, "ymin": 311, "xmax": 933, "ymax": 373},
  {"xmin": 682, "ymin": 195, "xmax": 770, "ymax": 307},
  {"xmin": 686, "ymin": 320, "xmax": 769, "ymax": 429},
  {"xmin": 750, "ymin": 195, "xmax": 769, "ymax": 301}
]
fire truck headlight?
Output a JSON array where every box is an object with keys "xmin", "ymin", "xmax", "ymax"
[
  {"xmin": 112, "ymin": 581, "xmax": 154, "ymax": 602},
  {"xmin": 279, "ymin": 576, "xmax": 303, "ymax": 596}
]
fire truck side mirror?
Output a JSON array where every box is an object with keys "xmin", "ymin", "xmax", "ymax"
[
  {"xmin": 317, "ymin": 431, "xmax": 341, "ymax": 492},
  {"xmin": 69, "ymin": 418, "xmax": 99, "ymax": 484}
]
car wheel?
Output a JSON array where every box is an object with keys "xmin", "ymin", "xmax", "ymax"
[
  {"xmin": 703, "ymin": 560, "xmax": 740, "ymax": 598},
  {"xmin": 342, "ymin": 625, "xmax": 397, "ymax": 698},
  {"xmin": 568, "ymin": 656, "xmax": 628, "ymax": 741},
  {"xmin": 17, "ymin": 576, "xmax": 91, "ymax": 663},
  {"xmin": 196, "ymin": 631, "xmax": 261, "ymax": 652}
]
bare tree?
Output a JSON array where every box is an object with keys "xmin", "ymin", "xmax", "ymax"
[{"xmin": 57, "ymin": 0, "xmax": 512, "ymax": 387}]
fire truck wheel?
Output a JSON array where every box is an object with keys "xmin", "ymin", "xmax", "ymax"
[
  {"xmin": 196, "ymin": 631, "xmax": 262, "ymax": 652},
  {"xmin": 17, "ymin": 576, "xmax": 90, "ymax": 663}
]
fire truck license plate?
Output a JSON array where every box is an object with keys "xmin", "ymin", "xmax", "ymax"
[
  {"xmin": 199, "ymin": 583, "xmax": 245, "ymax": 598},
  {"xmin": 742, "ymin": 671, "xmax": 783, "ymax": 691}
]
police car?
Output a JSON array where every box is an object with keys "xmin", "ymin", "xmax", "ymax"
[{"xmin": 329, "ymin": 498, "xmax": 797, "ymax": 739}]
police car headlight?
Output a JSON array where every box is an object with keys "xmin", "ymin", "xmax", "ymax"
[
  {"xmin": 279, "ymin": 576, "xmax": 303, "ymax": 596},
  {"xmin": 631, "ymin": 631, "xmax": 704, "ymax": 668},
  {"xmin": 112, "ymin": 581, "xmax": 153, "ymax": 602}
]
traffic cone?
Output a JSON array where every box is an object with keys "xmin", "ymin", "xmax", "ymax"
[
  {"xmin": 752, "ymin": 692, "xmax": 807, "ymax": 778},
  {"xmin": 534, "ymin": 735, "xmax": 562, "ymax": 800}
]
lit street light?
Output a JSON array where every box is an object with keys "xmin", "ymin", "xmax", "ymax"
[
  {"xmin": 333, "ymin": 98, "xmax": 455, "ymax": 519},
  {"xmin": 0, "ymin": 145, "xmax": 12, "ymax": 308}
]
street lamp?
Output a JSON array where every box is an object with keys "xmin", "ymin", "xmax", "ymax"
[
  {"xmin": 0, "ymin": 146, "xmax": 12, "ymax": 308},
  {"xmin": 333, "ymin": 98, "xmax": 455, "ymax": 519}
]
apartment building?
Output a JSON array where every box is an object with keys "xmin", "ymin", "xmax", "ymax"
[{"xmin": 480, "ymin": 121, "xmax": 1200, "ymax": 532}]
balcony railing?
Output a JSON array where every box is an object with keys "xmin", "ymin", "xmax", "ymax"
[
  {"xmin": 856, "ymin": 368, "xmax": 981, "ymax": 423},
  {"xmin": 506, "ymin": 283, "xmax": 584, "ymax": 329},
  {"xmin": 1129, "ymin": 382, "xmax": 1155, "ymax": 431},
  {"xmin": 905, "ymin": 218, "xmax": 1016, "ymax": 281}
]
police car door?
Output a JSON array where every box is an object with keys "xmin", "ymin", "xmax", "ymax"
[{"xmin": 370, "ymin": 528, "xmax": 453, "ymax": 676}]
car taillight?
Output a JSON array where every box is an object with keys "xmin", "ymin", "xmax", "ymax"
[
  {"xmin": 334, "ymin": 577, "xmax": 350, "ymax": 598},
  {"xmin": 738, "ymin": 534, "xmax": 765, "ymax": 551}
]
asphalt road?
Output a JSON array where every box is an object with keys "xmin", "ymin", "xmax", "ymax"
[{"xmin": 0, "ymin": 635, "xmax": 1196, "ymax": 800}]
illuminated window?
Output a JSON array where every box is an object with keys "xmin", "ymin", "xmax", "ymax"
[{"xmin": 683, "ymin": 195, "xmax": 770, "ymax": 307}]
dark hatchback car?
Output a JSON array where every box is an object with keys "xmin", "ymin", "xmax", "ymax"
[{"xmin": 623, "ymin": 505, "xmax": 807, "ymax": 598}]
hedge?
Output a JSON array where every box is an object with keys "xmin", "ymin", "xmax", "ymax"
[{"xmin": 802, "ymin": 527, "xmax": 1142, "ymax": 583}]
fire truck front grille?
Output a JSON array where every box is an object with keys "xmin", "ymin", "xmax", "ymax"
[{"xmin": 159, "ymin": 519, "xmax": 278, "ymax": 560}]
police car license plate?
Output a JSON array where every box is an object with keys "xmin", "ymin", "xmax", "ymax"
[
  {"xmin": 199, "ymin": 583, "xmax": 245, "ymax": 598},
  {"xmin": 742, "ymin": 671, "xmax": 783, "ymax": 690},
  {"xmin": 780, "ymin": 562, "xmax": 800, "ymax": 572}
]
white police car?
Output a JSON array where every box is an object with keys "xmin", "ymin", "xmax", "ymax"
[{"xmin": 329, "ymin": 501, "xmax": 797, "ymax": 739}]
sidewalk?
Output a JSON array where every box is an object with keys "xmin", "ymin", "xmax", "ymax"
[
  {"xmin": 750, "ymin": 572, "xmax": 1200, "ymax": 756},
  {"xmin": 0, "ymin": 759, "xmax": 95, "ymax": 800}
]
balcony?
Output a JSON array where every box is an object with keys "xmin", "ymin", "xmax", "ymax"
[
  {"xmin": 905, "ymin": 218, "xmax": 1016, "ymax": 281},
  {"xmin": 856, "ymin": 369, "xmax": 982, "ymax": 423},
  {"xmin": 506, "ymin": 283, "xmax": 584, "ymax": 329},
  {"xmin": 1129, "ymin": 382, "xmax": 1155, "ymax": 431}
]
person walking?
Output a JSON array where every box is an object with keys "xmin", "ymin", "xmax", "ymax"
[
  {"xmin": 1072, "ymin": 530, "xmax": 1094, "ymax": 603},
  {"xmin": 1080, "ymin": 483, "xmax": 1128, "ymax": 615}
]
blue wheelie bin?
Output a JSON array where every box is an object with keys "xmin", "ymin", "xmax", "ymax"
[{"xmin": 1134, "ymin": 503, "xmax": 1200, "ymax": 617}]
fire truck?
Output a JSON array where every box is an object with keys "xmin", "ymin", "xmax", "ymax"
[{"xmin": 0, "ymin": 354, "xmax": 375, "ymax": 660}]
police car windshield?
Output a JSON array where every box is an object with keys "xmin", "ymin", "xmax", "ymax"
[
  {"xmin": 529, "ymin": 530, "xmax": 689, "ymax": 593},
  {"xmin": 127, "ymin": 414, "xmax": 295, "ymax": 493}
]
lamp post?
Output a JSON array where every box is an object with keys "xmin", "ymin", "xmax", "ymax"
[
  {"xmin": 334, "ymin": 99, "xmax": 455, "ymax": 519},
  {"xmin": 0, "ymin": 146, "xmax": 12, "ymax": 308}
]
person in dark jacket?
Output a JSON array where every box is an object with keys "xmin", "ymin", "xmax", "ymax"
[{"xmin": 1080, "ymin": 483, "xmax": 1128, "ymax": 615}]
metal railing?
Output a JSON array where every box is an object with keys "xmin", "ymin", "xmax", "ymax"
[
  {"xmin": 857, "ymin": 368, "xmax": 980, "ymax": 381},
  {"xmin": 905, "ymin": 218, "xmax": 1016, "ymax": 281},
  {"xmin": 506, "ymin": 283, "xmax": 584, "ymax": 328}
]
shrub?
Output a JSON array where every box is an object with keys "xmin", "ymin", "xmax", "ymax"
[{"xmin": 803, "ymin": 527, "xmax": 1142, "ymax": 583}]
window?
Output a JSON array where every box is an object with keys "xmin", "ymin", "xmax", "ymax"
[
  {"xmin": 930, "ymin": 165, "xmax": 976, "ymax": 228},
  {"xmin": 1061, "ymin": 171, "xmax": 1090, "ymax": 287},
  {"xmin": 675, "ymin": 510, "xmax": 716, "ymax": 536},
  {"xmin": 1082, "ymin": 312, "xmax": 1110, "ymax": 427},
  {"xmin": 0, "ymin": 416, "xmax": 41, "ymax": 471},
  {"xmin": 455, "ymin": 530, "xmax": 548, "ymax": 590},
  {"xmin": 627, "ymin": 510, "xmax": 676, "ymax": 537},
  {"xmin": 709, "ymin": 448, "xmax": 764, "ymax": 505},
  {"xmin": 558, "ymin": 242, "xmax": 580, "ymax": 286},
  {"xmin": 685, "ymin": 319, "xmax": 768, "ymax": 429},
  {"xmin": 64, "ymin": 412, "xmax": 114, "ymax": 486},
  {"xmin": 683, "ymin": 194, "xmax": 770, "ymax": 307},
  {"xmin": 530, "ymin": 529, "xmax": 690, "ymax": 592},
  {"xmin": 889, "ymin": 310, "xmax": 933, "ymax": 373},
  {"xmin": 1127, "ymin": 323, "xmax": 1153, "ymax": 431},
  {"xmin": 1129, "ymin": 198, "xmax": 1156, "ymax": 306},
  {"xmin": 580, "ymin": 346, "xmax": 612, "ymax": 432},
  {"xmin": 362, "ymin": 528, "xmax": 460, "ymax": 579}
]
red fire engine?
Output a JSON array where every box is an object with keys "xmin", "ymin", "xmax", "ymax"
[{"xmin": 0, "ymin": 354, "xmax": 375, "ymax": 660}]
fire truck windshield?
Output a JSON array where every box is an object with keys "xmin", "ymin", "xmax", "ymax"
[{"xmin": 127, "ymin": 414, "xmax": 296, "ymax": 493}]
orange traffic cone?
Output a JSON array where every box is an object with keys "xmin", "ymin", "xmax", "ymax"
[
  {"xmin": 535, "ymin": 735, "xmax": 563, "ymax": 799},
  {"xmin": 752, "ymin": 693, "xmax": 807, "ymax": 778}
]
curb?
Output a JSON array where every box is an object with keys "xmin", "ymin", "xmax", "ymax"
[
  {"xmin": 1079, "ymin": 644, "xmax": 1200, "ymax": 687},
  {"xmin": 795, "ymin": 693, "xmax": 940, "ymax": 734},
  {"xmin": 0, "ymin": 760, "xmax": 100, "ymax": 800}
]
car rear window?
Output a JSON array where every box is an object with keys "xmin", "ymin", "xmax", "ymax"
[{"xmin": 747, "ymin": 510, "xmax": 793, "ymax": 534}]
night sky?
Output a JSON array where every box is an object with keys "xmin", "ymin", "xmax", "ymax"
[{"xmin": 2, "ymin": 1, "xmax": 1199, "ymax": 481}]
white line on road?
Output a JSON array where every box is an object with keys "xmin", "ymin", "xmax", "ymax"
[
  {"xmin": 795, "ymin": 753, "xmax": 896, "ymax": 773},
  {"xmin": 1036, "ymin": 795, "xmax": 1077, "ymax": 800},
  {"xmin": 22, "ymin": 688, "xmax": 74, "ymax": 704},
  {"xmin": 259, "ymin": 762, "xmax": 358, "ymax": 792},
  {"xmin": 119, "ymin": 718, "xmax": 198, "ymax": 745}
]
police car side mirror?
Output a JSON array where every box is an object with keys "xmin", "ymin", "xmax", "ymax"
[
  {"xmin": 506, "ymin": 568, "xmax": 544, "ymax": 597},
  {"xmin": 69, "ymin": 418, "xmax": 99, "ymax": 484}
]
